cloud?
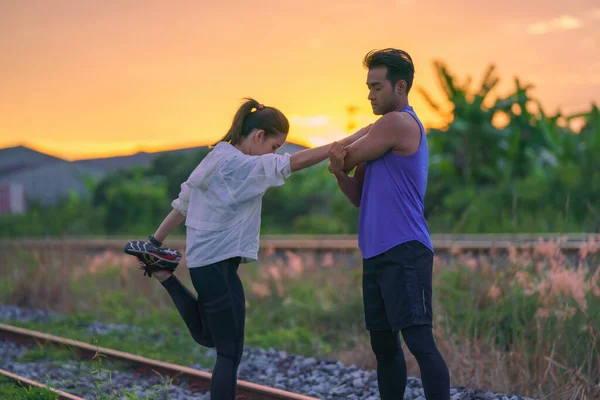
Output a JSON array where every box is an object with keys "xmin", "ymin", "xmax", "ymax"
[
  {"xmin": 527, "ymin": 15, "xmax": 582, "ymax": 35},
  {"xmin": 591, "ymin": 8, "xmax": 600, "ymax": 20},
  {"xmin": 304, "ymin": 128, "xmax": 350, "ymax": 146},
  {"xmin": 291, "ymin": 113, "xmax": 376, "ymax": 147},
  {"xmin": 289, "ymin": 115, "xmax": 330, "ymax": 127},
  {"xmin": 305, "ymin": 136, "xmax": 333, "ymax": 147}
]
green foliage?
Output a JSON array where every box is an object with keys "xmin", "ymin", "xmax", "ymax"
[
  {"xmin": 2, "ymin": 62, "xmax": 599, "ymax": 236},
  {"xmin": 261, "ymin": 162, "xmax": 360, "ymax": 234},
  {"xmin": 0, "ymin": 193, "xmax": 102, "ymax": 237},
  {"xmin": 420, "ymin": 61, "xmax": 600, "ymax": 233}
]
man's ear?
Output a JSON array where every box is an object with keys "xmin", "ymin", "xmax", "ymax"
[{"xmin": 396, "ymin": 80, "xmax": 407, "ymax": 95}]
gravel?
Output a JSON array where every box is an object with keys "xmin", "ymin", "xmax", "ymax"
[
  {"xmin": 0, "ymin": 340, "xmax": 208, "ymax": 399},
  {"xmin": 0, "ymin": 304, "xmax": 537, "ymax": 400}
]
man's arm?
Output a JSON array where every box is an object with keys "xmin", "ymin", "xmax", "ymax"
[
  {"xmin": 328, "ymin": 142, "xmax": 365, "ymax": 207},
  {"xmin": 342, "ymin": 112, "xmax": 420, "ymax": 172},
  {"xmin": 332, "ymin": 164, "xmax": 365, "ymax": 207}
]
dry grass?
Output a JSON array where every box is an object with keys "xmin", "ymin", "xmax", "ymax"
[{"xmin": 1, "ymin": 236, "xmax": 599, "ymax": 399}]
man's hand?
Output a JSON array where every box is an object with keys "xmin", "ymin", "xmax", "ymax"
[{"xmin": 328, "ymin": 142, "xmax": 347, "ymax": 174}]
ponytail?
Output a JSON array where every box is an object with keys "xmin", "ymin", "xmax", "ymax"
[{"xmin": 212, "ymin": 98, "xmax": 263, "ymax": 147}]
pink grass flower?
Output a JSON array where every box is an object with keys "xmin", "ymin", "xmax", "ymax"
[
  {"xmin": 546, "ymin": 267, "xmax": 589, "ymax": 310},
  {"xmin": 487, "ymin": 284, "xmax": 502, "ymax": 300},
  {"xmin": 508, "ymin": 245, "xmax": 518, "ymax": 263},
  {"xmin": 285, "ymin": 250, "xmax": 304, "ymax": 278},
  {"xmin": 263, "ymin": 245, "xmax": 276, "ymax": 258},
  {"xmin": 251, "ymin": 283, "xmax": 271, "ymax": 298},
  {"xmin": 267, "ymin": 265, "xmax": 281, "ymax": 281},
  {"xmin": 589, "ymin": 265, "xmax": 600, "ymax": 297},
  {"xmin": 322, "ymin": 252, "xmax": 335, "ymax": 268},
  {"xmin": 465, "ymin": 258, "xmax": 478, "ymax": 271}
]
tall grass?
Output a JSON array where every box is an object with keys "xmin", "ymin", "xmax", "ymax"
[{"xmin": 1, "ymin": 236, "xmax": 599, "ymax": 399}]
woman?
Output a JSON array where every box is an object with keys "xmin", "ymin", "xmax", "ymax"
[{"xmin": 135, "ymin": 98, "xmax": 368, "ymax": 399}]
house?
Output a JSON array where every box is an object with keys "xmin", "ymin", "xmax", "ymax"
[
  {"xmin": 0, "ymin": 146, "xmax": 105, "ymax": 209},
  {"xmin": 0, "ymin": 145, "xmax": 63, "ymax": 175},
  {"xmin": 0, "ymin": 142, "xmax": 308, "ymax": 213},
  {"xmin": 0, "ymin": 184, "xmax": 26, "ymax": 214}
]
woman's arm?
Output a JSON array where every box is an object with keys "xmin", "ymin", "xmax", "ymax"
[
  {"xmin": 149, "ymin": 180, "xmax": 190, "ymax": 244},
  {"xmin": 152, "ymin": 208, "xmax": 186, "ymax": 243},
  {"xmin": 222, "ymin": 124, "xmax": 372, "ymax": 203}
]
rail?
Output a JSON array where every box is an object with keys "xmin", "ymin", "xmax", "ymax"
[
  {"xmin": 0, "ymin": 323, "xmax": 318, "ymax": 400},
  {"xmin": 1, "ymin": 233, "xmax": 595, "ymax": 252},
  {"xmin": 0, "ymin": 367, "xmax": 85, "ymax": 400}
]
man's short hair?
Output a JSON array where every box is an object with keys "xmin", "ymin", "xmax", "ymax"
[{"xmin": 363, "ymin": 48, "xmax": 415, "ymax": 93}]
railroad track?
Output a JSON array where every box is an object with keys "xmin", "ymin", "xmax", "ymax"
[
  {"xmin": 0, "ymin": 367, "xmax": 84, "ymax": 399},
  {"xmin": 0, "ymin": 323, "xmax": 318, "ymax": 400},
  {"xmin": 0, "ymin": 233, "xmax": 596, "ymax": 252}
]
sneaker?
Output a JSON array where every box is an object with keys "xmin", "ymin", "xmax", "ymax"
[{"xmin": 124, "ymin": 240, "xmax": 182, "ymax": 277}]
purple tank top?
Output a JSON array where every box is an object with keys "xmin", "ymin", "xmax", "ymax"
[{"xmin": 358, "ymin": 105, "xmax": 433, "ymax": 259}]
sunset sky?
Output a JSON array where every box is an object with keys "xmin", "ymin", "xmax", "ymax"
[{"xmin": 1, "ymin": 0, "xmax": 599, "ymax": 160}]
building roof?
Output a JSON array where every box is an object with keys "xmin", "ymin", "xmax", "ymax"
[
  {"xmin": 0, "ymin": 142, "xmax": 308, "ymax": 205},
  {"xmin": 0, "ymin": 146, "xmax": 64, "ymax": 176}
]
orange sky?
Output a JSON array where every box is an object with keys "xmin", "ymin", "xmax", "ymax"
[{"xmin": 1, "ymin": 0, "xmax": 599, "ymax": 160}]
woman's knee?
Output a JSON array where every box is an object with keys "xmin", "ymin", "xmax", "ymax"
[
  {"xmin": 190, "ymin": 331, "xmax": 215, "ymax": 348},
  {"xmin": 214, "ymin": 337, "xmax": 244, "ymax": 364}
]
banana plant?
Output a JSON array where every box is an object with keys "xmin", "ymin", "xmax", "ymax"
[
  {"xmin": 567, "ymin": 103, "xmax": 600, "ymax": 170},
  {"xmin": 420, "ymin": 61, "xmax": 523, "ymax": 186}
]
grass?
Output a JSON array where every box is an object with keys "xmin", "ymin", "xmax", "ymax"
[
  {"xmin": 0, "ymin": 376, "xmax": 59, "ymax": 400},
  {"xmin": 16, "ymin": 345, "xmax": 76, "ymax": 363},
  {"xmin": 1, "ymin": 236, "xmax": 599, "ymax": 399},
  {"xmin": 9, "ymin": 316, "xmax": 215, "ymax": 368},
  {"xmin": 2, "ymin": 341, "xmax": 186, "ymax": 399}
]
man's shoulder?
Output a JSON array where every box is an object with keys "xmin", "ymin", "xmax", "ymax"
[
  {"xmin": 371, "ymin": 111, "xmax": 420, "ymax": 153},
  {"xmin": 374, "ymin": 111, "xmax": 420, "ymax": 134}
]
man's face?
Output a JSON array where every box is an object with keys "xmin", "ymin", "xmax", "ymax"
[{"xmin": 366, "ymin": 66, "xmax": 400, "ymax": 115}]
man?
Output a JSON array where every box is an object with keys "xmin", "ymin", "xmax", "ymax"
[{"xmin": 328, "ymin": 48, "xmax": 450, "ymax": 400}]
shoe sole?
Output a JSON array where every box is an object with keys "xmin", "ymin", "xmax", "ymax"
[{"xmin": 124, "ymin": 241, "xmax": 181, "ymax": 271}]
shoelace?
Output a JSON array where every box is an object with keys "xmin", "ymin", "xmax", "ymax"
[{"xmin": 161, "ymin": 248, "xmax": 180, "ymax": 257}]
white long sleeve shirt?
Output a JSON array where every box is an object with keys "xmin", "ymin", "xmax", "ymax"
[{"xmin": 171, "ymin": 142, "xmax": 292, "ymax": 268}]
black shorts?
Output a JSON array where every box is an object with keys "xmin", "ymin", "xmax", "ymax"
[{"xmin": 362, "ymin": 240, "xmax": 434, "ymax": 331}]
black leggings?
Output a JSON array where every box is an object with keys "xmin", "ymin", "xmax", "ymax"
[
  {"xmin": 370, "ymin": 325, "xmax": 450, "ymax": 400},
  {"xmin": 160, "ymin": 257, "xmax": 244, "ymax": 400}
]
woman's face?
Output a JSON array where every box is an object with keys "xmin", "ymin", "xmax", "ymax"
[{"xmin": 249, "ymin": 130, "xmax": 287, "ymax": 156}]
